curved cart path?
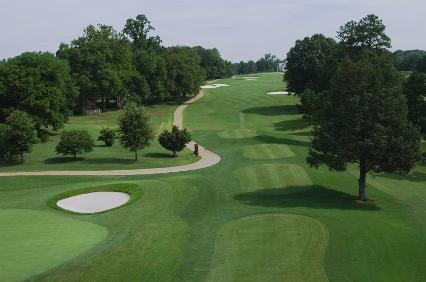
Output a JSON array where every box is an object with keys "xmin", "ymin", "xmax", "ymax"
[{"xmin": 0, "ymin": 91, "xmax": 221, "ymax": 177}]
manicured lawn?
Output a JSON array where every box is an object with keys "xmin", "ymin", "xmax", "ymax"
[
  {"xmin": 0, "ymin": 103, "xmax": 197, "ymax": 172},
  {"xmin": 0, "ymin": 73, "xmax": 425, "ymax": 281}
]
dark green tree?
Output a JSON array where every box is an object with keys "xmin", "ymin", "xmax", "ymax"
[
  {"xmin": 158, "ymin": 126, "xmax": 191, "ymax": 157},
  {"xmin": 0, "ymin": 110, "xmax": 37, "ymax": 162},
  {"xmin": 118, "ymin": 102, "xmax": 155, "ymax": 160},
  {"xmin": 0, "ymin": 52, "xmax": 77, "ymax": 130},
  {"xmin": 56, "ymin": 129, "xmax": 95, "ymax": 159},
  {"xmin": 285, "ymin": 34, "xmax": 337, "ymax": 94},
  {"xmin": 403, "ymin": 72, "xmax": 426, "ymax": 135},
  {"xmin": 416, "ymin": 55, "xmax": 426, "ymax": 73},
  {"xmin": 308, "ymin": 56, "xmax": 420, "ymax": 201}
]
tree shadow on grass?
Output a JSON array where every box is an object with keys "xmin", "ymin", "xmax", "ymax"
[
  {"xmin": 242, "ymin": 105, "xmax": 299, "ymax": 116},
  {"xmin": 274, "ymin": 119, "xmax": 309, "ymax": 132},
  {"xmin": 83, "ymin": 158, "xmax": 136, "ymax": 165},
  {"xmin": 234, "ymin": 185, "xmax": 380, "ymax": 211},
  {"xmin": 255, "ymin": 135, "xmax": 311, "ymax": 147},
  {"xmin": 144, "ymin": 152, "xmax": 173, "ymax": 159},
  {"xmin": 44, "ymin": 157, "xmax": 85, "ymax": 164}
]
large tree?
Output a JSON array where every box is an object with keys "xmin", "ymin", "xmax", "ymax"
[
  {"xmin": 0, "ymin": 110, "xmax": 37, "ymax": 162},
  {"xmin": 57, "ymin": 24, "xmax": 135, "ymax": 111},
  {"xmin": 285, "ymin": 34, "xmax": 337, "ymax": 94},
  {"xmin": 118, "ymin": 102, "xmax": 155, "ymax": 160},
  {"xmin": 0, "ymin": 52, "xmax": 77, "ymax": 130},
  {"xmin": 308, "ymin": 55, "xmax": 420, "ymax": 201}
]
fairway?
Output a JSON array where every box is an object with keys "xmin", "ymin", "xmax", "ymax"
[
  {"xmin": 0, "ymin": 73, "xmax": 425, "ymax": 281},
  {"xmin": 243, "ymin": 144, "xmax": 295, "ymax": 159},
  {"xmin": 206, "ymin": 214, "xmax": 328, "ymax": 282}
]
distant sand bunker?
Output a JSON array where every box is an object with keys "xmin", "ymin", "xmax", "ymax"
[
  {"xmin": 57, "ymin": 192, "xmax": 130, "ymax": 213},
  {"xmin": 267, "ymin": 91, "xmax": 291, "ymax": 95},
  {"xmin": 201, "ymin": 84, "xmax": 230, "ymax": 89}
]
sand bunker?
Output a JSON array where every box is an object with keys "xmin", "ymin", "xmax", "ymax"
[
  {"xmin": 201, "ymin": 84, "xmax": 230, "ymax": 89},
  {"xmin": 267, "ymin": 91, "xmax": 291, "ymax": 95},
  {"xmin": 57, "ymin": 192, "xmax": 130, "ymax": 213},
  {"xmin": 244, "ymin": 76, "xmax": 259, "ymax": 81}
]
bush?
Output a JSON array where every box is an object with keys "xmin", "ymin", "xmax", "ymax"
[
  {"xmin": 56, "ymin": 129, "xmax": 95, "ymax": 159},
  {"xmin": 98, "ymin": 127, "xmax": 116, "ymax": 147},
  {"xmin": 158, "ymin": 126, "xmax": 191, "ymax": 157}
]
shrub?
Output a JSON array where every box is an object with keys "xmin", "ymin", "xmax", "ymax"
[
  {"xmin": 98, "ymin": 127, "xmax": 116, "ymax": 147},
  {"xmin": 56, "ymin": 129, "xmax": 95, "ymax": 159},
  {"xmin": 158, "ymin": 126, "xmax": 191, "ymax": 157}
]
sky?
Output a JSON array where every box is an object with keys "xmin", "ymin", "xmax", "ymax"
[{"xmin": 0, "ymin": 0, "xmax": 425, "ymax": 62}]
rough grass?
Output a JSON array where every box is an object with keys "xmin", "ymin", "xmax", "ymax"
[{"xmin": 0, "ymin": 103, "xmax": 197, "ymax": 172}]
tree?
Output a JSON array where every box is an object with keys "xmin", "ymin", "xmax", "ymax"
[
  {"xmin": 338, "ymin": 14, "xmax": 391, "ymax": 51},
  {"xmin": 285, "ymin": 34, "xmax": 337, "ymax": 94},
  {"xmin": 98, "ymin": 127, "xmax": 116, "ymax": 147},
  {"xmin": 0, "ymin": 110, "xmax": 37, "ymax": 162},
  {"xmin": 56, "ymin": 129, "xmax": 95, "ymax": 159},
  {"xmin": 118, "ymin": 102, "xmax": 154, "ymax": 160},
  {"xmin": 298, "ymin": 89, "xmax": 319, "ymax": 126},
  {"xmin": 165, "ymin": 46, "xmax": 206, "ymax": 98},
  {"xmin": 0, "ymin": 52, "xmax": 77, "ymax": 130},
  {"xmin": 307, "ymin": 55, "xmax": 421, "ymax": 201},
  {"xmin": 158, "ymin": 126, "xmax": 191, "ymax": 157},
  {"xmin": 394, "ymin": 50, "xmax": 426, "ymax": 71},
  {"xmin": 403, "ymin": 72, "xmax": 426, "ymax": 135},
  {"xmin": 417, "ymin": 55, "xmax": 426, "ymax": 73}
]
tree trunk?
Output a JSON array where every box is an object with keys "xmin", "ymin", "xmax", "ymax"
[
  {"xmin": 73, "ymin": 152, "xmax": 77, "ymax": 159},
  {"xmin": 358, "ymin": 159, "xmax": 367, "ymax": 201},
  {"xmin": 134, "ymin": 150, "xmax": 138, "ymax": 161},
  {"xmin": 101, "ymin": 94, "xmax": 106, "ymax": 111}
]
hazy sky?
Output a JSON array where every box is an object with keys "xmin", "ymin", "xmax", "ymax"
[{"xmin": 0, "ymin": 0, "xmax": 425, "ymax": 62}]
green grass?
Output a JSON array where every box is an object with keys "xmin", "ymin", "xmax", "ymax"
[
  {"xmin": 0, "ymin": 103, "xmax": 198, "ymax": 172},
  {"xmin": 0, "ymin": 72, "xmax": 425, "ymax": 281},
  {"xmin": 0, "ymin": 209, "xmax": 107, "ymax": 282},
  {"xmin": 243, "ymin": 144, "xmax": 295, "ymax": 159}
]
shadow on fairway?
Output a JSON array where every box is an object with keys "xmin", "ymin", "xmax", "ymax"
[
  {"xmin": 255, "ymin": 135, "xmax": 310, "ymax": 147},
  {"xmin": 44, "ymin": 157, "xmax": 86, "ymax": 164},
  {"xmin": 242, "ymin": 105, "xmax": 299, "ymax": 116},
  {"xmin": 233, "ymin": 185, "xmax": 380, "ymax": 210},
  {"xmin": 378, "ymin": 171, "xmax": 426, "ymax": 183},
  {"xmin": 144, "ymin": 152, "xmax": 173, "ymax": 159},
  {"xmin": 274, "ymin": 119, "xmax": 309, "ymax": 131}
]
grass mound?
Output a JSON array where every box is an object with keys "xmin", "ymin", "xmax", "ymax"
[
  {"xmin": 0, "ymin": 209, "xmax": 107, "ymax": 282},
  {"xmin": 48, "ymin": 183, "xmax": 141, "ymax": 214},
  {"xmin": 206, "ymin": 214, "xmax": 328, "ymax": 282},
  {"xmin": 243, "ymin": 144, "xmax": 295, "ymax": 159},
  {"xmin": 234, "ymin": 164, "xmax": 312, "ymax": 192}
]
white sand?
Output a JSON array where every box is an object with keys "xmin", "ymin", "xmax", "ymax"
[
  {"xmin": 57, "ymin": 192, "xmax": 130, "ymax": 213},
  {"xmin": 267, "ymin": 91, "xmax": 291, "ymax": 95},
  {"xmin": 243, "ymin": 76, "xmax": 259, "ymax": 79},
  {"xmin": 201, "ymin": 84, "xmax": 230, "ymax": 89}
]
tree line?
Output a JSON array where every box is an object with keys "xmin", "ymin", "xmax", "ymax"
[
  {"xmin": 0, "ymin": 14, "xmax": 231, "ymax": 162},
  {"xmin": 394, "ymin": 49, "xmax": 426, "ymax": 72},
  {"xmin": 285, "ymin": 14, "xmax": 425, "ymax": 201},
  {"xmin": 234, "ymin": 53, "xmax": 281, "ymax": 74}
]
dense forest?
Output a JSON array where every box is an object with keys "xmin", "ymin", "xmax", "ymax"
[
  {"xmin": 233, "ymin": 53, "xmax": 281, "ymax": 74},
  {"xmin": 394, "ymin": 49, "xmax": 426, "ymax": 72},
  {"xmin": 0, "ymin": 14, "xmax": 233, "ymax": 125}
]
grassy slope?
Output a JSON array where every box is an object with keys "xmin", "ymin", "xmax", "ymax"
[
  {"xmin": 0, "ymin": 73, "xmax": 425, "ymax": 281},
  {"xmin": 0, "ymin": 103, "xmax": 197, "ymax": 172}
]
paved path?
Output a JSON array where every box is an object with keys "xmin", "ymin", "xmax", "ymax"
[{"xmin": 0, "ymin": 91, "xmax": 221, "ymax": 177}]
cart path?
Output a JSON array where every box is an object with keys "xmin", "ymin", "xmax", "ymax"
[{"xmin": 0, "ymin": 91, "xmax": 221, "ymax": 177}]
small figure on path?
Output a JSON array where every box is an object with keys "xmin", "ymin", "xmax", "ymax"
[{"xmin": 194, "ymin": 144, "xmax": 199, "ymax": 156}]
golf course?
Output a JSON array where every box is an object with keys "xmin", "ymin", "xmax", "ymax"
[{"xmin": 1, "ymin": 72, "xmax": 425, "ymax": 281}]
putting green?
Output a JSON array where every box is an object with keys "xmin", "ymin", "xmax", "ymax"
[
  {"xmin": 206, "ymin": 214, "xmax": 328, "ymax": 282},
  {"xmin": 234, "ymin": 164, "xmax": 312, "ymax": 192},
  {"xmin": 243, "ymin": 144, "xmax": 295, "ymax": 159},
  {"xmin": 218, "ymin": 129, "xmax": 257, "ymax": 139},
  {"xmin": 0, "ymin": 209, "xmax": 107, "ymax": 282}
]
